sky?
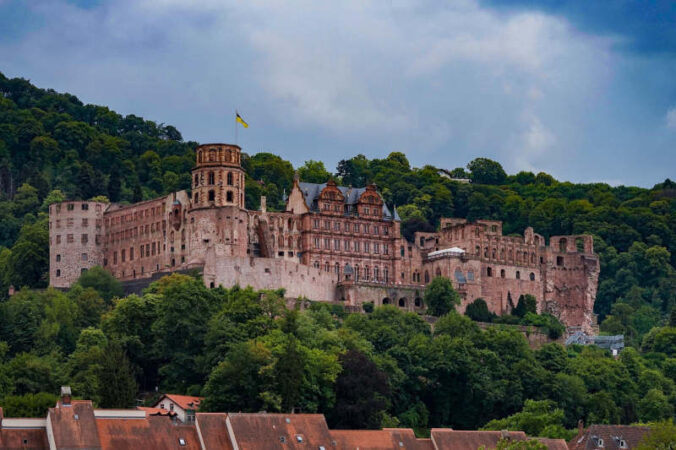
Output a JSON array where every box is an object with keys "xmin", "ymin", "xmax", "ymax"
[{"xmin": 0, "ymin": 0, "xmax": 675, "ymax": 187}]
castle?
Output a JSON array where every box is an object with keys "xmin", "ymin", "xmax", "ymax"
[{"xmin": 49, "ymin": 143, "xmax": 599, "ymax": 332}]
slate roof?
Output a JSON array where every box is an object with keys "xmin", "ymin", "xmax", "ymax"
[
  {"xmin": 568, "ymin": 425, "xmax": 651, "ymax": 450},
  {"xmin": 297, "ymin": 182, "xmax": 395, "ymax": 220}
]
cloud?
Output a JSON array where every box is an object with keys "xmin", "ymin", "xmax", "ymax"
[
  {"xmin": 667, "ymin": 107, "xmax": 676, "ymax": 129},
  {"xmin": 0, "ymin": 0, "xmax": 673, "ymax": 186}
]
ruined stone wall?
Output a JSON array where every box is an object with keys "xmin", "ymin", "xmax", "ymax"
[
  {"xmin": 204, "ymin": 252, "xmax": 338, "ymax": 301},
  {"xmin": 49, "ymin": 201, "xmax": 107, "ymax": 288},
  {"xmin": 102, "ymin": 191, "xmax": 192, "ymax": 282},
  {"xmin": 337, "ymin": 282, "xmax": 426, "ymax": 311}
]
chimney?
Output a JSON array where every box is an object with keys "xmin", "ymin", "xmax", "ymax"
[
  {"xmin": 578, "ymin": 419, "xmax": 584, "ymax": 435},
  {"xmin": 501, "ymin": 430, "xmax": 510, "ymax": 440},
  {"xmin": 260, "ymin": 196, "xmax": 267, "ymax": 213},
  {"xmin": 60, "ymin": 386, "xmax": 72, "ymax": 406}
]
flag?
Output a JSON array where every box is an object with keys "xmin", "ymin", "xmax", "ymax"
[{"xmin": 236, "ymin": 112, "xmax": 249, "ymax": 128}]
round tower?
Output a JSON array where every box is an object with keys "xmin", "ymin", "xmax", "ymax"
[{"xmin": 191, "ymin": 143, "xmax": 246, "ymax": 209}]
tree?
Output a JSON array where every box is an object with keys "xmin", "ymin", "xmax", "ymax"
[
  {"xmin": 329, "ymin": 350, "xmax": 390, "ymax": 429},
  {"xmin": 0, "ymin": 392, "xmax": 59, "ymax": 418},
  {"xmin": 9, "ymin": 221, "xmax": 49, "ymax": 288},
  {"xmin": 467, "ymin": 158, "xmax": 507, "ymax": 185},
  {"xmin": 482, "ymin": 399, "xmax": 571, "ymax": 439},
  {"xmin": 40, "ymin": 189, "xmax": 66, "ymax": 212},
  {"xmin": 97, "ymin": 341, "xmax": 138, "ymax": 408},
  {"xmin": 298, "ymin": 160, "xmax": 331, "ymax": 183},
  {"xmin": 638, "ymin": 389, "xmax": 674, "ymax": 422},
  {"xmin": 513, "ymin": 294, "xmax": 537, "ymax": 318},
  {"xmin": 76, "ymin": 266, "xmax": 123, "ymax": 304},
  {"xmin": 465, "ymin": 298, "xmax": 495, "ymax": 322},
  {"xmin": 275, "ymin": 335, "xmax": 304, "ymax": 412},
  {"xmin": 424, "ymin": 276, "xmax": 460, "ymax": 316},
  {"xmin": 637, "ymin": 420, "xmax": 676, "ymax": 450}
]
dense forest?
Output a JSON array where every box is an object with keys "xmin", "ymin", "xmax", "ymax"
[{"xmin": 0, "ymin": 72, "xmax": 675, "ymax": 432}]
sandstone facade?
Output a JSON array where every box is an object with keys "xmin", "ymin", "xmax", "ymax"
[{"xmin": 49, "ymin": 143, "xmax": 600, "ymax": 332}]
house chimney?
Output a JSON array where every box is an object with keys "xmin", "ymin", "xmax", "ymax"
[
  {"xmin": 60, "ymin": 386, "xmax": 72, "ymax": 406},
  {"xmin": 260, "ymin": 196, "xmax": 267, "ymax": 213},
  {"xmin": 501, "ymin": 430, "xmax": 509, "ymax": 440}
]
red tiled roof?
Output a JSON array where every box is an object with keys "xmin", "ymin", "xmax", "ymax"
[
  {"xmin": 227, "ymin": 413, "xmax": 334, "ymax": 449},
  {"xmin": 0, "ymin": 428, "xmax": 49, "ymax": 449},
  {"xmin": 195, "ymin": 413, "xmax": 234, "ymax": 450},
  {"xmin": 568, "ymin": 425, "xmax": 651, "ymax": 450},
  {"xmin": 537, "ymin": 437, "xmax": 569, "ymax": 450},
  {"xmin": 156, "ymin": 394, "xmax": 203, "ymax": 411},
  {"xmin": 431, "ymin": 429, "xmax": 528, "ymax": 450},
  {"xmin": 385, "ymin": 428, "xmax": 435, "ymax": 450},
  {"xmin": 136, "ymin": 407, "xmax": 176, "ymax": 417},
  {"xmin": 331, "ymin": 429, "xmax": 398, "ymax": 449},
  {"xmin": 96, "ymin": 416, "xmax": 201, "ymax": 450},
  {"xmin": 48, "ymin": 400, "xmax": 102, "ymax": 449}
]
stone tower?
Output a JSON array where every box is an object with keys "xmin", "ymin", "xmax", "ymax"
[{"xmin": 191, "ymin": 143, "xmax": 245, "ymax": 209}]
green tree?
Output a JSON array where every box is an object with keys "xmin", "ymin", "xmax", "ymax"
[
  {"xmin": 638, "ymin": 389, "xmax": 674, "ymax": 422},
  {"xmin": 467, "ymin": 158, "xmax": 507, "ymax": 185},
  {"xmin": 9, "ymin": 220, "xmax": 48, "ymax": 288},
  {"xmin": 482, "ymin": 399, "xmax": 571, "ymax": 439},
  {"xmin": 424, "ymin": 276, "xmax": 460, "ymax": 316},
  {"xmin": 329, "ymin": 350, "xmax": 390, "ymax": 429},
  {"xmin": 97, "ymin": 341, "xmax": 138, "ymax": 408},
  {"xmin": 637, "ymin": 420, "xmax": 676, "ymax": 450},
  {"xmin": 76, "ymin": 266, "xmax": 123, "ymax": 304},
  {"xmin": 298, "ymin": 160, "xmax": 331, "ymax": 183},
  {"xmin": 0, "ymin": 392, "xmax": 59, "ymax": 418},
  {"xmin": 465, "ymin": 298, "xmax": 495, "ymax": 322}
]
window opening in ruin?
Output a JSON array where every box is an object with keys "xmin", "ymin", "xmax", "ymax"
[
  {"xmin": 487, "ymin": 267, "xmax": 492, "ymax": 277},
  {"xmin": 467, "ymin": 270, "xmax": 475, "ymax": 281},
  {"xmin": 576, "ymin": 237, "xmax": 585, "ymax": 252},
  {"xmin": 194, "ymin": 193, "xmax": 199, "ymax": 203},
  {"xmin": 415, "ymin": 298, "xmax": 422, "ymax": 307},
  {"xmin": 516, "ymin": 271, "xmax": 520, "ymax": 279},
  {"xmin": 530, "ymin": 272, "xmax": 535, "ymax": 281},
  {"xmin": 399, "ymin": 298, "xmax": 406, "ymax": 307},
  {"xmin": 208, "ymin": 190, "xmax": 215, "ymax": 202},
  {"xmin": 227, "ymin": 172, "xmax": 233, "ymax": 185},
  {"xmin": 559, "ymin": 238, "xmax": 567, "ymax": 253},
  {"xmin": 208, "ymin": 172, "xmax": 215, "ymax": 184},
  {"xmin": 557, "ymin": 256, "xmax": 564, "ymax": 266},
  {"xmin": 500, "ymin": 269, "xmax": 505, "ymax": 278},
  {"xmin": 424, "ymin": 271, "xmax": 429, "ymax": 283}
]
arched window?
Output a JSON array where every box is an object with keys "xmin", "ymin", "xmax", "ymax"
[
  {"xmin": 484, "ymin": 247, "xmax": 489, "ymax": 258},
  {"xmin": 227, "ymin": 172, "xmax": 233, "ymax": 186},
  {"xmin": 531, "ymin": 253, "xmax": 536, "ymax": 264},
  {"xmin": 492, "ymin": 248, "xmax": 497, "ymax": 259},
  {"xmin": 226, "ymin": 191, "xmax": 233, "ymax": 202},
  {"xmin": 424, "ymin": 271, "xmax": 430, "ymax": 283},
  {"xmin": 374, "ymin": 266, "xmax": 379, "ymax": 281},
  {"xmin": 383, "ymin": 297, "xmax": 390, "ymax": 305},
  {"xmin": 208, "ymin": 190, "xmax": 215, "ymax": 201},
  {"xmin": 208, "ymin": 171, "xmax": 215, "ymax": 184},
  {"xmin": 530, "ymin": 272, "xmax": 535, "ymax": 281},
  {"xmin": 355, "ymin": 265, "xmax": 360, "ymax": 281},
  {"xmin": 436, "ymin": 267, "xmax": 442, "ymax": 277},
  {"xmin": 399, "ymin": 298, "xmax": 406, "ymax": 307},
  {"xmin": 500, "ymin": 269, "xmax": 505, "ymax": 278},
  {"xmin": 414, "ymin": 298, "xmax": 422, "ymax": 307},
  {"xmin": 516, "ymin": 270, "xmax": 520, "ymax": 279},
  {"xmin": 475, "ymin": 246, "xmax": 480, "ymax": 255},
  {"xmin": 487, "ymin": 267, "xmax": 493, "ymax": 277}
]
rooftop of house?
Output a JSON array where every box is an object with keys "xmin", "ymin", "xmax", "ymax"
[
  {"xmin": 155, "ymin": 394, "xmax": 204, "ymax": 411},
  {"xmin": 568, "ymin": 424, "xmax": 651, "ymax": 450}
]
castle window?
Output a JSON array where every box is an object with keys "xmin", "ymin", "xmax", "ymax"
[
  {"xmin": 130, "ymin": 247, "xmax": 134, "ymax": 260},
  {"xmin": 559, "ymin": 238, "xmax": 567, "ymax": 253},
  {"xmin": 400, "ymin": 246, "xmax": 405, "ymax": 257},
  {"xmin": 531, "ymin": 253, "xmax": 536, "ymax": 264},
  {"xmin": 334, "ymin": 221, "xmax": 340, "ymax": 230},
  {"xmin": 82, "ymin": 218, "xmax": 88, "ymax": 227},
  {"xmin": 384, "ymin": 268, "xmax": 389, "ymax": 283},
  {"xmin": 383, "ymin": 244, "xmax": 388, "ymax": 255},
  {"xmin": 67, "ymin": 203, "xmax": 74, "ymax": 211},
  {"xmin": 467, "ymin": 270, "xmax": 475, "ymax": 281},
  {"xmin": 484, "ymin": 247, "xmax": 488, "ymax": 257},
  {"xmin": 516, "ymin": 271, "xmax": 520, "ymax": 279},
  {"xmin": 67, "ymin": 234, "xmax": 74, "ymax": 243},
  {"xmin": 364, "ymin": 242, "xmax": 370, "ymax": 253},
  {"xmin": 208, "ymin": 190, "xmax": 215, "ymax": 202},
  {"xmin": 325, "ymin": 221, "xmax": 330, "ymax": 229},
  {"xmin": 335, "ymin": 263, "xmax": 340, "ymax": 274},
  {"xmin": 354, "ymin": 223, "xmax": 359, "ymax": 232},
  {"xmin": 226, "ymin": 191, "xmax": 233, "ymax": 202},
  {"xmin": 227, "ymin": 172, "xmax": 233, "ymax": 185},
  {"xmin": 208, "ymin": 172, "xmax": 215, "ymax": 184},
  {"xmin": 374, "ymin": 266, "xmax": 379, "ymax": 281},
  {"xmin": 420, "ymin": 237, "xmax": 424, "ymax": 247},
  {"xmin": 81, "ymin": 253, "xmax": 87, "ymax": 261},
  {"xmin": 557, "ymin": 256, "xmax": 564, "ymax": 266},
  {"xmin": 325, "ymin": 262, "xmax": 330, "ymax": 272},
  {"xmin": 56, "ymin": 269, "xmax": 61, "ymax": 277},
  {"xmin": 113, "ymin": 251, "xmax": 118, "ymax": 264},
  {"xmin": 121, "ymin": 249, "xmax": 126, "ymax": 262},
  {"xmin": 374, "ymin": 243, "xmax": 379, "ymax": 254},
  {"xmin": 530, "ymin": 272, "xmax": 535, "ymax": 281},
  {"xmin": 487, "ymin": 267, "xmax": 492, "ymax": 277},
  {"xmin": 436, "ymin": 267, "xmax": 442, "ymax": 277},
  {"xmin": 324, "ymin": 238, "xmax": 330, "ymax": 248},
  {"xmin": 500, "ymin": 269, "xmax": 505, "ymax": 278},
  {"xmin": 194, "ymin": 193, "xmax": 199, "ymax": 203},
  {"xmin": 354, "ymin": 241, "xmax": 360, "ymax": 252},
  {"xmin": 344, "ymin": 240, "xmax": 350, "ymax": 251},
  {"xmin": 424, "ymin": 270, "xmax": 430, "ymax": 283},
  {"xmin": 334, "ymin": 239, "xmax": 340, "ymax": 250},
  {"xmin": 194, "ymin": 174, "xmax": 199, "ymax": 186},
  {"xmin": 313, "ymin": 219, "xmax": 319, "ymax": 228},
  {"xmin": 313, "ymin": 261, "xmax": 320, "ymax": 269},
  {"xmin": 56, "ymin": 254, "xmax": 61, "ymax": 262},
  {"xmin": 314, "ymin": 238, "xmax": 320, "ymax": 248}
]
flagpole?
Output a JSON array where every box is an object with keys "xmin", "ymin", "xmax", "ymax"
[{"xmin": 235, "ymin": 110, "xmax": 238, "ymax": 145}]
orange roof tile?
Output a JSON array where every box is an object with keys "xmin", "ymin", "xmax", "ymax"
[
  {"xmin": 0, "ymin": 428, "xmax": 49, "ymax": 449},
  {"xmin": 537, "ymin": 437, "xmax": 569, "ymax": 450},
  {"xmin": 96, "ymin": 416, "xmax": 200, "ymax": 450},
  {"xmin": 136, "ymin": 407, "xmax": 176, "ymax": 417},
  {"xmin": 195, "ymin": 413, "xmax": 234, "ymax": 450},
  {"xmin": 331, "ymin": 429, "xmax": 397, "ymax": 449},
  {"xmin": 385, "ymin": 428, "xmax": 435, "ymax": 450},
  {"xmin": 431, "ymin": 429, "xmax": 528, "ymax": 450},
  {"xmin": 227, "ymin": 413, "xmax": 334, "ymax": 449},
  {"xmin": 48, "ymin": 400, "xmax": 102, "ymax": 449}
]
